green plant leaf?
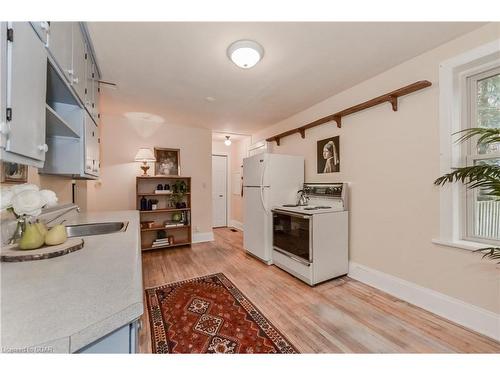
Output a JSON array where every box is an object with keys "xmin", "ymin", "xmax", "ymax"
[{"xmin": 454, "ymin": 127, "xmax": 500, "ymax": 146}]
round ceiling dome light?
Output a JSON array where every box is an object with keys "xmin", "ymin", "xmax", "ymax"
[
  {"xmin": 224, "ymin": 136, "xmax": 232, "ymax": 146},
  {"xmin": 227, "ymin": 40, "xmax": 264, "ymax": 69}
]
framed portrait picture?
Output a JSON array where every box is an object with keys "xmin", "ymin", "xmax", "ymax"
[
  {"xmin": 1, "ymin": 161, "xmax": 28, "ymax": 183},
  {"xmin": 317, "ymin": 136, "xmax": 340, "ymax": 173},
  {"xmin": 154, "ymin": 148, "xmax": 181, "ymax": 176}
]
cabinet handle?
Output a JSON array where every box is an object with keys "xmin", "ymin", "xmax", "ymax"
[
  {"xmin": 0, "ymin": 121, "xmax": 10, "ymax": 136},
  {"xmin": 37, "ymin": 144, "xmax": 49, "ymax": 153}
]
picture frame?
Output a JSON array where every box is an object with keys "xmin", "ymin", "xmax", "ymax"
[
  {"xmin": 317, "ymin": 136, "xmax": 340, "ymax": 173},
  {"xmin": 154, "ymin": 148, "xmax": 181, "ymax": 176},
  {"xmin": 1, "ymin": 161, "xmax": 28, "ymax": 183}
]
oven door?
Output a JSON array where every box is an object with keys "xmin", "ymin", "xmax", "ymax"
[{"xmin": 272, "ymin": 209, "xmax": 313, "ymax": 265}]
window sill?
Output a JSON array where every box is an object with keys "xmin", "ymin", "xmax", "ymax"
[{"xmin": 432, "ymin": 238, "xmax": 494, "ymax": 251}]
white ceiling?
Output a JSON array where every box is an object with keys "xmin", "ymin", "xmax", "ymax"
[{"xmin": 88, "ymin": 22, "xmax": 484, "ymax": 134}]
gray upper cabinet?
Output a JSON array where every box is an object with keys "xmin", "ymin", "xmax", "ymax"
[
  {"xmin": 1, "ymin": 22, "xmax": 48, "ymax": 166},
  {"xmin": 48, "ymin": 22, "xmax": 100, "ymax": 124},
  {"xmin": 47, "ymin": 22, "xmax": 73, "ymax": 81},
  {"xmin": 0, "ymin": 21, "xmax": 100, "ymax": 172}
]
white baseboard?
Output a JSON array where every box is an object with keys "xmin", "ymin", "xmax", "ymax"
[
  {"xmin": 348, "ymin": 261, "xmax": 500, "ymax": 342},
  {"xmin": 192, "ymin": 231, "xmax": 214, "ymax": 243},
  {"xmin": 229, "ymin": 220, "xmax": 244, "ymax": 231}
]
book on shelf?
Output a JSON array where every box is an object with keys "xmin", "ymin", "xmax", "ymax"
[
  {"xmin": 154, "ymin": 190, "xmax": 172, "ymax": 194},
  {"xmin": 152, "ymin": 239, "xmax": 170, "ymax": 246},
  {"xmin": 153, "ymin": 237, "xmax": 170, "ymax": 243},
  {"xmin": 151, "ymin": 243, "xmax": 169, "ymax": 248},
  {"xmin": 164, "ymin": 222, "xmax": 185, "ymax": 228}
]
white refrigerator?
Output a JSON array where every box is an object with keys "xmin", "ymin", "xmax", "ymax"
[{"xmin": 243, "ymin": 153, "xmax": 304, "ymax": 264}]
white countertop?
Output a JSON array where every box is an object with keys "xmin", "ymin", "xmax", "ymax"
[{"xmin": 0, "ymin": 210, "xmax": 143, "ymax": 353}]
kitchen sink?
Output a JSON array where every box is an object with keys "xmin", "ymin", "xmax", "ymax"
[{"xmin": 65, "ymin": 221, "xmax": 129, "ymax": 237}]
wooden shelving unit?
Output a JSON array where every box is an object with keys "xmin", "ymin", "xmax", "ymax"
[{"xmin": 137, "ymin": 176, "xmax": 192, "ymax": 251}]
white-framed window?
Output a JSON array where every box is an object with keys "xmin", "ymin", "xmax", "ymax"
[
  {"xmin": 463, "ymin": 67, "xmax": 500, "ymax": 245},
  {"xmin": 434, "ymin": 39, "xmax": 500, "ymax": 251}
]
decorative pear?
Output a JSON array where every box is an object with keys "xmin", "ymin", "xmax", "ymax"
[
  {"xmin": 19, "ymin": 223, "xmax": 45, "ymax": 250},
  {"xmin": 35, "ymin": 221, "xmax": 48, "ymax": 237},
  {"xmin": 45, "ymin": 224, "xmax": 67, "ymax": 246}
]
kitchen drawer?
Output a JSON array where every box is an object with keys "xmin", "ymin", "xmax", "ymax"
[{"xmin": 272, "ymin": 249, "xmax": 313, "ymax": 285}]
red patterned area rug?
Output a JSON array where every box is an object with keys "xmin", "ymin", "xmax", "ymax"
[{"xmin": 145, "ymin": 273, "xmax": 299, "ymax": 354}]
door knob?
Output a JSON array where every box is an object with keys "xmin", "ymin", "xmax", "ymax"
[
  {"xmin": 219, "ymin": 195, "xmax": 223, "ymax": 197},
  {"xmin": 72, "ymin": 77, "xmax": 79, "ymax": 84},
  {"xmin": 38, "ymin": 144, "xmax": 49, "ymax": 152}
]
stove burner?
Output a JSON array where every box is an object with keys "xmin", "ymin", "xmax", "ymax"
[
  {"xmin": 303, "ymin": 206, "xmax": 332, "ymax": 210},
  {"xmin": 282, "ymin": 204, "xmax": 299, "ymax": 207}
]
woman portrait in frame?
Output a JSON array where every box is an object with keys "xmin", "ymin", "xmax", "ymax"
[{"xmin": 317, "ymin": 136, "xmax": 340, "ymax": 173}]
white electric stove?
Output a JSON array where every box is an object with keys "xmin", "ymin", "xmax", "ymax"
[{"xmin": 271, "ymin": 183, "xmax": 349, "ymax": 285}]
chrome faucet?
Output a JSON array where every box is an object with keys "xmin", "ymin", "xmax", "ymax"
[
  {"xmin": 296, "ymin": 190, "xmax": 309, "ymax": 206},
  {"xmin": 45, "ymin": 205, "xmax": 81, "ymax": 225}
]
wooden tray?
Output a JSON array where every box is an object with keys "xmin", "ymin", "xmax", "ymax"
[{"xmin": 0, "ymin": 237, "xmax": 84, "ymax": 262}]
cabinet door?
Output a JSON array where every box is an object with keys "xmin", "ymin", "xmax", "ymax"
[
  {"xmin": 71, "ymin": 23, "xmax": 86, "ymax": 101},
  {"xmin": 84, "ymin": 113, "xmax": 99, "ymax": 176},
  {"xmin": 85, "ymin": 54, "xmax": 94, "ymax": 113},
  {"xmin": 30, "ymin": 22, "xmax": 49, "ymax": 45},
  {"xmin": 5, "ymin": 22, "xmax": 47, "ymax": 161},
  {"xmin": 94, "ymin": 121, "xmax": 100, "ymax": 175},
  {"xmin": 92, "ymin": 77, "xmax": 100, "ymax": 124},
  {"xmin": 47, "ymin": 22, "xmax": 72, "ymax": 80}
]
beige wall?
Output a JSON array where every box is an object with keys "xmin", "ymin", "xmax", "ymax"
[
  {"xmin": 93, "ymin": 114, "xmax": 213, "ymax": 235},
  {"xmin": 253, "ymin": 23, "xmax": 500, "ymax": 314}
]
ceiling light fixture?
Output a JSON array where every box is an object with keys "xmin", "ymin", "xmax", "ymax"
[
  {"xmin": 224, "ymin": 136, "xmax": 232, "ymax": 146},
  {"xmin": 227, "ymin": 40, "xmax": 264, "ymax": 69}
]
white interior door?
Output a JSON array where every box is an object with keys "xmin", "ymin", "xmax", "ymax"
[{"xmin": 212, "ymin": 155, "xmax": 227, "ymax": 228}]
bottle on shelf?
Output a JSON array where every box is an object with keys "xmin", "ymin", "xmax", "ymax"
[{"xmin": 140, "ymin": 196, "xmax": 148, "ymax": 211}]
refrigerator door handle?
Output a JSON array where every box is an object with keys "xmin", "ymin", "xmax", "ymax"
[
  {"xmin": 260, "ymin": 187, "xmax": 267, "ymax": 213},
  {"xmin": 260, "ymin": 160, "xmax": 268, "ymax": 213}
]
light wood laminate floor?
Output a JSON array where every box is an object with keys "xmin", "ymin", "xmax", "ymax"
[{"xmin": 139, "ymin": 228, "xmax": 500, "ymax": 353}]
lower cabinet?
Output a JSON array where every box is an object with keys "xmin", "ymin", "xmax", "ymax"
[{"xmin": 77, "ymin": 320, "xmax": 139, "ymax": 354}]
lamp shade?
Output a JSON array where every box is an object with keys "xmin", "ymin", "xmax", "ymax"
[{"xmin": 134, "ymin": 148, "xmax": 156, "ymax": 162}]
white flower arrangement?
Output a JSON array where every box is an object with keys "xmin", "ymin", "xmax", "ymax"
[{"xmin": 1, "ymin": 183, "xmax": 58, "ymax": 218}]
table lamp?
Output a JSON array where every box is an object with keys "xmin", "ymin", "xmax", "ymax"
[{"xmin": 134, "ymin": 148, "xmax": 156, "ymax": 176}]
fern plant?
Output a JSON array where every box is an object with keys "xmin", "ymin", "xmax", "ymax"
[{"xmin": 434, "ymin": 127, "xmax": 500, "ymax": 263}]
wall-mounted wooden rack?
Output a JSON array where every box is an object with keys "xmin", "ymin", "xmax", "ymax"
[{"xmin": 267, "ymin": 80, "xmax": 432, "ymax": 146}]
